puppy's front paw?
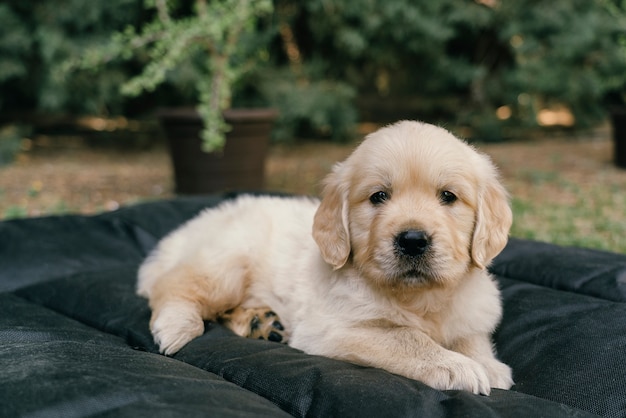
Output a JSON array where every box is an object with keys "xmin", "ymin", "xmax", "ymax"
[
  {"xmin": 220, "ymin": 307, "xmax": 288, "ymax": 343},
  {"xmin": 483, "ymin": 358, "xmax": 514, "ymax": 390},
  {"xmin": 150, "ymin": 303, "xmax": 204, "ymax": 355},
  {"xmin": 420, "ymin": 351, "xmax": 491, "ymax": 395}
]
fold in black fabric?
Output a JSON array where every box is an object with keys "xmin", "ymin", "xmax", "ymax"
[
  {"xmin": 492, "ymin": 237, "xmax": 626, "ymax": 302},
  {"xmin": 2, "ymin": 195, "xmax": 624, "ymax": 417},
  {"xmin": 0, "ymin": 294, "xmax": 291, "ymax": 417}
]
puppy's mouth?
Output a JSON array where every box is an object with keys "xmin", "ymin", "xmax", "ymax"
[
  {"xmin": 393, "ymin": 258, "xmax": 437, "ymax": 283},
  {"xmin": 374, "ymin": 251, "xmax": 440, "ymax": 286}
]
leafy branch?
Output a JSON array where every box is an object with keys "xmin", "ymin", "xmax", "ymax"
[{"xmin": 66, "ymin": 0, "xmax": 273, "ymax": 151}]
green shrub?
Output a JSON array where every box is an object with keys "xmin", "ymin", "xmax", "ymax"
[
  {"xmin": 0, "ymin": 0, "xmax": 143, "ymax": 115},
  {"xmin": 258, "ymin": 69, "xmax": 357, "ymax": 142},
  {"xmin": 1, "ymin": 0, "xmax": 625, "ymax": 142},
  {"xmin": 279, "ymin": 0, "xmax": 626, "ymax": 137}
]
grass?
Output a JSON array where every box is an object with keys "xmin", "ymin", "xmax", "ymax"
[
  {"xmin": 482, "ymin": 133, "xmax": 626, "ymax": 254},
  {"xmin": 510, "ymin": 189, "xmax": 626, "ymax": 253}
]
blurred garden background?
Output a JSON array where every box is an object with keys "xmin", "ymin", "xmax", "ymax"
[{"xmin": 0, "ymin": 0, "xmax": 625, "ymax": 253}]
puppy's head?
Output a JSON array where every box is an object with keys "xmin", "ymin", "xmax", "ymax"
[{"xmin": 313, "ymin": 121, "xmax": 511, "ymax": 290}]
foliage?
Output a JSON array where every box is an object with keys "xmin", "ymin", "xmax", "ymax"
[
  {"xmin": 277, "ymin": 0, "xmax": 626, "ymax": 138},
  {"xmin": 256, "ymin": 68, "xmax": 357, "ymax": 142},
  {"xmin": 494, "ymin": 0, "xmax": 626, "ymax": 127},
  {"xmin": 69, "ymin": 0, "xmax": 273, "ymax": 151},
  {"xmin": 602, "ymin": 0, "xmax": 626, "ymax": 107},
  {"xmin": 1, "ymin": 0, "xmax": 625, "ymax": 143},
  {"xmin": 0, "ymin": 0, "xmax": 142, "ymax": 115}
]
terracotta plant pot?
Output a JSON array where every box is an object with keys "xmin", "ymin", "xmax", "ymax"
[
  {"xmin": 158, "ymin": 108, "xmax": 278, "ymax": 194},
  {"xmin": 611, "ymin": 108, "xmax": 626, "ymax": 169}
]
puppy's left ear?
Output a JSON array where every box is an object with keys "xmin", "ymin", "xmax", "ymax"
[
  {"xmin": 313, "ymin": 164, "xmax": 351, "ymax": 270},
  {"xmin": 471, "ymin": 169, "xmax": 512, "ymax": 270}
]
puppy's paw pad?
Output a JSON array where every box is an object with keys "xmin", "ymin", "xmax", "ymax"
[
  {"xmin": 220, "ymin": 307, "xmax": 288, "ymax": 343},
  {"xmin": 251, "ymin": 310, "xmax": 287, "ymax": 342}
]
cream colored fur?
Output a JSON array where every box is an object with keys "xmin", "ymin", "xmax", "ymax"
[{"xmin": 137, "ymin": 120, "xmax": 514, "ymax": 394}]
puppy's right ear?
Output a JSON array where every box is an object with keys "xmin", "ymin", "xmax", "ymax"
[{"xmin": 313, "ymin": 164, "xmax": 351, "ymax": 270}]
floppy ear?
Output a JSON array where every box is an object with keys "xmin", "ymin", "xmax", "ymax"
[
  {"xmin": 471, "ymin": 172, "xmax": 512, "ymax": 270},
  {"xmin": 312, "ymin": 165, "xmax": 351, "ymax": 270}
]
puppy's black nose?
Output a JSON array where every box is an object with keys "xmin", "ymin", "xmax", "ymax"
[{"xmin": 396, "ymin": 230, "xmax": 430, "ymax": 257}]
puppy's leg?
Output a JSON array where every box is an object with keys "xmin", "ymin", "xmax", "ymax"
[
  {"xmin": 219, "ymin": 307, "xmax": 288, "ymax": 343},
  {"xmin": 449, "ymin": 334, "xmax": 513, "ymax": 390},
  {"xmin": 298, "ymin": 325, "xmax": 492, "ymax": 395},
  {"xmin": 148, "ymin": 263, "xmax": 247, "ymax": 355}
]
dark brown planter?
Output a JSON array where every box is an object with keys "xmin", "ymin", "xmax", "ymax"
[
  {"xmin": 611, "ymin": 108, "xmax": 626, "ymax": 169},
  {"xmin": 158, "ymin": 107, "xmax": 278, "ymax": 194}
]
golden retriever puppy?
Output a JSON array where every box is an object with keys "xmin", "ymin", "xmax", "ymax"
[{"xmin": 137, "ymin": 121, "xmax": 514, "ymax": 395}]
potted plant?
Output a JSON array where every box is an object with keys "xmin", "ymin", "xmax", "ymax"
[{"xmin": 74, "ymin": 0, "xmax": 277, "ymax": 193}]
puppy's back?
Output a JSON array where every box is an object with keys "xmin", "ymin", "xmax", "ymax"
[{"xmin": 137, "ymin": 195, "xmax": 320, "ymax": 298}]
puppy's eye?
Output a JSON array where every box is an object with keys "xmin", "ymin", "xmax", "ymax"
[
  {"xmin": 440, "ymin": 190, "xmax": 457, "ymax": 205},
  {"xmin": 369, "ymin": 191, "xmax": 389, "ymax": 205}
]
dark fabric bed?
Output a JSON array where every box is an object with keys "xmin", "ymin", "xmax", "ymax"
[{"xmin": 2, "ymin": 194, "xmax": 625, "ymax": 417}]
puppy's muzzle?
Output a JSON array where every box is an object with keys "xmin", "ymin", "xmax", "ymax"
[{"xmin": 395, "ymin": 230, "xmax": 430, "ymax": 257}]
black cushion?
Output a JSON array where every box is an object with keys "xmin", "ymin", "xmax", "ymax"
[{"xmin": 1, "ymin": 194, "xmax": 624, "ymax": 417}]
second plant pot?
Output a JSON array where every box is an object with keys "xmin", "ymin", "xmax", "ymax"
[{"xmin": 159, "ymin": 107, "xmax": 278, "ymax": 194}]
